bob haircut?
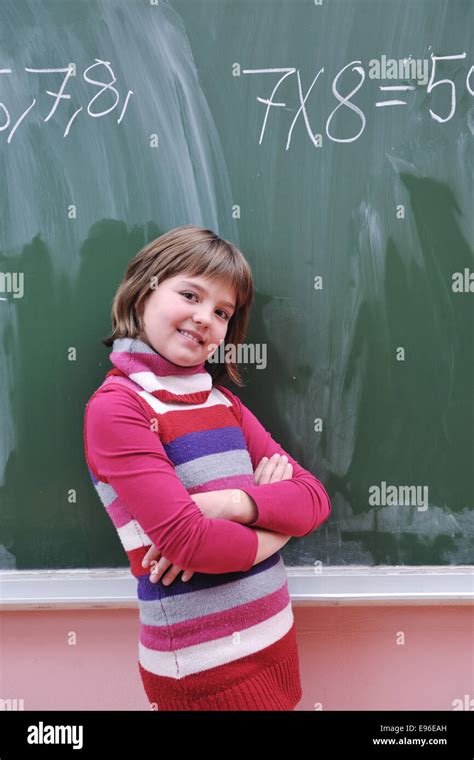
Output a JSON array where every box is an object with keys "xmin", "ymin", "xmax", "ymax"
[{"xmin": 102, "ymin": 224, "xmax": 254, "ymax": 387}]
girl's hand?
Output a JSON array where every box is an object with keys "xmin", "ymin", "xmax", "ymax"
[
  {"xmin": 253, "ymin": 453, "xmax": 293, "ymax": 485},
  {"xmin": 142, "ymin": 545, "xmax": 195, "ymax": 586},
  {"xmin": 141, "ymin": 490, "xmax": 229, "ymax": 585}
]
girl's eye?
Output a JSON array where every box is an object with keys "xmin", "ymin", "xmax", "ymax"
[{"xmin": 181, "ymin": 292, "xmax": 230, "ymax": 320}]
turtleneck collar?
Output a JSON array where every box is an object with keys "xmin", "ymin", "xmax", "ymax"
[{"xmin": 106, "ymin": 337, "xmax": 213, "ymax": 404}]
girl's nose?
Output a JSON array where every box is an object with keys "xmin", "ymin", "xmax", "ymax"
[{"xmin": 192, "ymin": 308, "xmax": 212, "ymax": 326}]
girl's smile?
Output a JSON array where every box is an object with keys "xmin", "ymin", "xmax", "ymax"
[{"xmin": 177, "ymin": 328, "xmax": 204, "ymax": 347}]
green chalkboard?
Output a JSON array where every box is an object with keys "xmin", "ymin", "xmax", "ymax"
[{"xmin": 0, "ymin": 0, "xmax": 472, "ymax": 570}]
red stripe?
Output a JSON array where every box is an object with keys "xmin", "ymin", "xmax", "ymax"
[
  {"xmin": 151, "ymin": 388, "xmax": 211, "ymax": 405},
  {"xmin": 148, "ymin": 404, "xmax": 240, "ymax": 443},
  {"xmin": 128, "ymin": 546, "xmax": 153, "ymax": 578}
]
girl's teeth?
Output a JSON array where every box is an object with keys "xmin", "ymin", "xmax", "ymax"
[{"xmin": 178, "ymin": 330, "xmax": 200, "ymax": 344}]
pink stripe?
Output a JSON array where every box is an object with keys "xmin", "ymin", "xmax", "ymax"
[
  {"xmin": 110, "ymin": 351, "xmax": 206, "ymax": 378},
  {"xmin": 105, "ymin": 497, "xmax": 134, "ymax": 528},
  {"xmin": 189, "ymin": 473, "xmax": 255, "ymax": 494},
  {"xmin": 140, "ymin": 583, "xmax": 289, "ymax": 650}
]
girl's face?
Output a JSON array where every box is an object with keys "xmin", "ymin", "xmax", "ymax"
[{"xmin": 137, "ymin": 273, "xmax": 237, "ymax": 366}]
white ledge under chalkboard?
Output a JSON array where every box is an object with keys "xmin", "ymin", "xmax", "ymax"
[{"xmin": 0, "ymin": 566, "xmax": 472, "ymax": 610}]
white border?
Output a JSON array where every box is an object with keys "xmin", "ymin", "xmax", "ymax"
[{"xmin": 0, "ymin": 566, "xmax": 472, "ymax": 609}]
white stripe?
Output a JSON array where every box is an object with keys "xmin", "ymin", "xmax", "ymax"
[
  {"xmin": 95, "ymin": 481, "xmax": 117, "ymax": 507},
  {"xmin": 129, "ymin": 370, "xmax": 211, "ymax": 397},
  {"xmin": 117, "ymin": 519, "xmax": 152, "ymax": 551},
  {"xmin": 138, "ymin": 601, "xmax": 294, "ymax": 678},
  {"xmin": 136, "ymin": 386, "xmax": 232, "ymax": 415}
]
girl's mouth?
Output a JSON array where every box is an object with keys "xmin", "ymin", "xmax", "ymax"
[{"xmin": 177, "ymin": 329, "xmax": 203, "ymax": 347}]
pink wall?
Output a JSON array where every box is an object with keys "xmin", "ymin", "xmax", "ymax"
[{"xmin": 1, "ymin": 605, "xmax": 473, "ymax": 711}]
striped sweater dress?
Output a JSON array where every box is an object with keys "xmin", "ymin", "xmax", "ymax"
[{"xmin": 83, "ymin": 337, "xmax": 331, "ymax": 710}]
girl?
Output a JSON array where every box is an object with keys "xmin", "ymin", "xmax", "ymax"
[{"xmin": 83, "ymin": 225, "xmax": 331, "ymax": 711}]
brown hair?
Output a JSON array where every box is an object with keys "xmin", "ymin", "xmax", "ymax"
[{"xmin": 102, "ymin": 225, "xmax": 254, "ymax": 387}]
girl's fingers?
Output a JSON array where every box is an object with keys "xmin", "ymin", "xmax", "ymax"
[
  {"xmin": 261, "ymin": 453, "xmax": 287, "ymax": 483},
  {"xmin": 254, "ymin": 454, "xmax": 292, "ymax": 485},
  {"xmin": 160, "ymin": 565, "xmax": 182, "ymax": 586},
  {"xmin": 269, "ymin": 455, "xmax": 289, "ymax": 483},
  {"xmin": 142, "ymin": 544, "xmax": 161, "ymax": 568},
  {"xmin": 149, "ymin": 557, "xmax": 195, "ymax": 586},
  {"xmin": 279, "ymin": 462, "xmax": 293, "ymax": 480},
  {"xmin": 256, "ymin": 453, "xmax": 282, "ymax": 484},
  {"xmin": 149, "ymin": 556, "xmax": 172, "ymax": 583},
  {"xmin": 253, "ymin": 456, "xmax": 268, "ymax": 484}
]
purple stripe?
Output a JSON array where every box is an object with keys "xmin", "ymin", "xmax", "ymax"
[
  {"xmin": 87, "ymin": 465, "xmax": 98, "ymax": 485},
  {"xmin": 137, "ymin": 552, "xmax": 280, "ymax": 601},
  {"xmin": 164, "ymin": 426, "xmax": 247, "ymax": 465}
]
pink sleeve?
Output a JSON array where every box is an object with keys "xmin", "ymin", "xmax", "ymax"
[
  {"xmin": 217, "ymin": 386, "xmax": 331, "ymax": 536},
  {"xmin": 84, "ymin": 385, "xmax": 258, "ymax": 574}
]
